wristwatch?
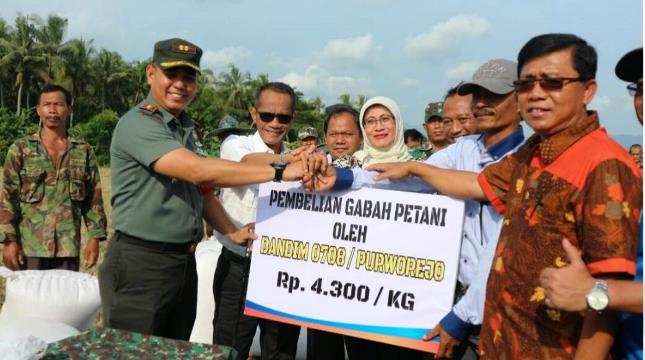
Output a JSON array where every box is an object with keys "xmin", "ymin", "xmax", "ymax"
[
  {"xmin": 586, "ymin": 279, "xmax": 609, "ymax": 312},
  {"xmin": 271, "ymin": 159, "xmax": 286, "ymax": 182}
]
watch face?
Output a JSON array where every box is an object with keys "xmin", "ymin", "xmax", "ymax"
[{"xmin": 587, "ymin": 289, "xmax": 609, "ymax": 311}]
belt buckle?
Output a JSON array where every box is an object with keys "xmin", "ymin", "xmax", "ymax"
[{"xmin": 188, "ymin": 243, "xmax": 197, "ymax": 253}]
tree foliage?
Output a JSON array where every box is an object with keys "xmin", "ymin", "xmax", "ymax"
[{"xmin": 0, "ymin": 13, "xmax": 366, "ymax": 163}]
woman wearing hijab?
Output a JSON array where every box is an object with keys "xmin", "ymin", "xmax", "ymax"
[{"xmin": 309, "ymin": 96, "xmax": 424, "ymax": 360}]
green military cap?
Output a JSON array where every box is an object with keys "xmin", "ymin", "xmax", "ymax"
[
  {"xmin": 207, "ymin": 115, "xmax": 254, "ymax": 137},
  {"xmin": 152, "ymin": 38, "xmax": 203, "ymax": 73},
  {"xmin": 298, "ymin": 126, "xmax": 318, "ymax": 140},
  {"xmin": 424, "ymin": 101, "xmax": 444, "ymax": 122}
]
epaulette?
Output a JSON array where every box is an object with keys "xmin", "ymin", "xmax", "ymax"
[{"xmin": 139, "ymin": 103, "xmax": 159, "ymax": 113}]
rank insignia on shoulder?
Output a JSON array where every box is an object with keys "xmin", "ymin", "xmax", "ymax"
[{"xmin": 139, "ymin": 103, "xmax": 158, "ymax": 113}]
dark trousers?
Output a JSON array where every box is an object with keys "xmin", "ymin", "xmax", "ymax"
[
  {"xmin": 213, "ymin": 248, "xmax": 300, "ymax": 360},
  {"xmin": 307, "ymin": 329, "xmax": 345, "ymax": 360},
  {"xmin": 308, "ymin": 329, "xmax": 420, "ymax": 360},
  {"xmin": 22, "ymin": 256, "xmax": 79, "ymax": 271},
  {"xmin": 98, "ymin": 232, "xmax": 198, "ymax": 340}
]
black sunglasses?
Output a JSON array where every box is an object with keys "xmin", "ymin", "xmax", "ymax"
[
  {"xmin": 258, "ymin": 111, "xmax": 293, "ymax": 124},
  {"xmin": 513, "ymin": 77, "xmax": 582, "ymax": 93}
]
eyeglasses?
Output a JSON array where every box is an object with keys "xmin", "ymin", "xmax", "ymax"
[
  {"xmin": 363, "ymin": 115, "xmax": 394, "ymax": 129},
  {"xmin": 627, "ymin": 82, "xmax": 643, "ymax": 97},
  {"xmin": 258, "ymin": 112, "xmax": 293, "ymax": 124},
  {"xmin": 513, "ymin": 77, "xmax": 582, "ymax": 93}
]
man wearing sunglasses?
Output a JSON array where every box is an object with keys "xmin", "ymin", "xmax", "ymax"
[
  {"xmin": 212, "ymin": 82, "xmax": 302, "ymax": 360},
  {"xmin": 100, "ymin": 39, "xmax": 305, "ymax": 341},
  {"xmin": 310, "ymin": 34, "xmax": 641, "ymax": 359},
  {"xmin": 540, "ymin": 47, "xmax": 643, "ymax": 360}
]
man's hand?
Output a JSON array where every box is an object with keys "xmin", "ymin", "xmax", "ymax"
[
  {"xmin": 540, "ymin": 238, "xmax": 595, "ymax": 312},
  {"xmin": 303, "ymin": 154, "xmax": 336, "ymax": 192},
  {"xmin": 84, "ymin": 238, "xmax": 100, "ymax": 268},
  {"xmin": 423, "ymin": 323, "xmax": 461, "ymax": 359},
  {"xmin": 286, "ymin": 144, "xmax": 317, "ymax": 164},
  {"xmin": 365, "ymin": 162, "xmax": 413, "ymax": 181},
  {"xmin": 283, "ymin": 160, "xmax": 305, "ymax": 182},
  {"xmin": 2, "ymin": 241, "xmax": 24, "ymax": 270},
  {"xmin": 225, "ymin": 222, "xmax": 258, "ymax": 248}
]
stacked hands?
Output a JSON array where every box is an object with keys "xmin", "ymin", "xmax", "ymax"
[{"xmin": 222, "ymin": 146, "xmax": 412, "ymax": 251}]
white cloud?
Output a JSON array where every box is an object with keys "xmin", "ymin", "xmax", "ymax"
[
  {"xmin": 404, "ymin": 15, "xmax": 489, "ymax": 58},
  {"xmin": 327, "ymin": 76, "xmax": 371, "ymax": 95},
  {"xmin": 321, "ymin": 34, "xmax": 374, "ymax": 64},
  {"xmin": 445, "ymin": 61, "xmax": 481, "ymax": 80},
  {"xmin": 202, "ymin": 47, "xmax": 252, "ymax": 69},
  {"xmin": 279, "ymin": 65, "xmax": 324, "ymax": 93},
  {"xmin": 400, "ymin": 78, "xmax": 419, "ymax": 87},
  {"xmin": 590, "ymin": 95, "xmax": 611, "ymax": 112},
  {"xmin": 278, "ymin": 64, "xmax": 372, "ymax": 100}
]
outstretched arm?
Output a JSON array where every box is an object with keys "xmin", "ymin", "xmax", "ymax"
[{"xmin": 367, "ymin": 162, "xmax": 486, "ymax": 201}]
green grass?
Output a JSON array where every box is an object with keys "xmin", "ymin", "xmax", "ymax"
[{"xmin": 0, "ymin": 167, "xmax": 113, "ymax": 311}]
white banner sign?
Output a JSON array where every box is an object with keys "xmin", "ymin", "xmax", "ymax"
[{"xmin": 245, "ymin": 182, "xmax": 465, "ymax": 352}]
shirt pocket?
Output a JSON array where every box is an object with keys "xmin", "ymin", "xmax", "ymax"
[
  {"xmin": 19, "ymin": 164, "xmax": 46, "ymax": 203},
  {"xmin": 69, "ymin": 157, "xmax": 89, "ymax": 201}
]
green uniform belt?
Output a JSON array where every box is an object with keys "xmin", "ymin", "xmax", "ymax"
[{"xmin": 115, "ymin": 231, "xmax": 197, "ymax": 253}]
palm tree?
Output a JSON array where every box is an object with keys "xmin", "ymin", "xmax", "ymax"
[
  {"xmin": 60, "ymin": 37, "xmax": 95, "ymax": 125},
  {"xmin": 338, "ymin": 93, "xmax": 351, "ymax": 106},
  {"xmin": 34, "ymin": 15, "xmax": 67, "ymax": 81},
  {"xmin": 354, "ymin": 94, "xmax": 367, "ymax": 109},
  {"xmin": 217, "ymin": 64, "xmax": 252, "ymax": 116},
  {"xmin": 0, "ymin": 14, "xmax": 46, "ymax": 115},
  {"xmin": 0, "ymin": 18, "xmax": 12, "ymax": 108},
  {"xmin": 92, "ymin": 49, "xmax": 128, "ymax": 110},
  {"xmin": 126, "ymin": 60, "xmax": 149, "ymax": 106}
]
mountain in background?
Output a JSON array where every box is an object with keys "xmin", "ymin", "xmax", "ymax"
[{"xmin": 613, "ymin": 134, "xmax": 643, "ymax": 150}]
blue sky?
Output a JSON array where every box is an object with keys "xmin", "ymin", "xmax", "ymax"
[{"xmin": 2, "ymin": 0, "xmax": 643, "ymax": 138}]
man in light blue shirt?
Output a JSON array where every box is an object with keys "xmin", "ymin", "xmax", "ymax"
[{"xmin": 330, "ymin": 59, "xmax": 524, "ymax": 359}]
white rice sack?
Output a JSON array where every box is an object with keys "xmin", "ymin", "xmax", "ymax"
[
  {"xmin": 189, "ymin": 239, "xmax": 222, "ymax": 344},
  {"xmin": 0, "ymin": 317, "xmax": 79, "ymax": 343},
  {"xmin": 0, "ymin": 335, "xmax": 47, "ymax": 360},
  {"xmin": 0, "ymin": 267, "xmax": 100, "ymax": 330}
]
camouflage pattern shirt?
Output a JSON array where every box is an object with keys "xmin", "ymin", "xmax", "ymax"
[{"xmin": 0, "ymin": 133, "xmax": 107, "ymax": 257}]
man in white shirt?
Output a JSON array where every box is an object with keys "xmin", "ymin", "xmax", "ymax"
[{"xmin": 212, "ymin": 82, "xmax": 302, "ymax": 360}]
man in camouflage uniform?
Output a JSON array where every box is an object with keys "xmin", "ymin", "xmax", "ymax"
[{"xmin": 0, "ymin": 84, "xmax": 107, "ymax": 271}]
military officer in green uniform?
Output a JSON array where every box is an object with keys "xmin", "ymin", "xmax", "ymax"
[
  {"xmin": 99, "ymin": 38, "xmax": 305, "ymax": 340},
  {"xmin": 0, "ymin": 84, "xmax": 107, "ymax": 271}
]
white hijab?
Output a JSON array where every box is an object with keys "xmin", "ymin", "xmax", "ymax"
[{"xmin": 353, "ymin": 96, "xmax": 412, "ymax": 166}]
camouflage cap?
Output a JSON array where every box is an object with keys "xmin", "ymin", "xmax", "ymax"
[
  {"xmin": 424, "ymin": 101, "xmax": 444, "ymax": 122},
  {"xmin": 298, "ymin": 126, "xmax": 318, "ymax": 140},
  {"xmin": 206, "ymin": 115, "xmax": 253, "ymax": 137},
  {"xmin": 152, "ymin": 38, "xmax": 203, "ymax": 73}
]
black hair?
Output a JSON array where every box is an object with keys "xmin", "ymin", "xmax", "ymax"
[
  {"xmin": 323, "ymin": 103, "xmax": 361, "ymax": 135},
  {"xmin": 404, "ymin": 129, "xmax": 424, "ymax": 142},
  {"xmin": 254, "ymin": 82, "xmax": 297, "ymax": 113},
  {"xmin": 40, "ymin": 84, "xmax": 72, "ymax": 106},
  {"xmin": 517, "ymin": 33, "xmax": 597, "ymax": 81}
]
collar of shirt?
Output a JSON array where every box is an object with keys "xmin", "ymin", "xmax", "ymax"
[
  {"xmin": 28, "ymin": 132, "xmax": 84, "ymax": 146},
  {"xmin": 477, "ymin": 126, "xmax": 526, "ymax": 167},
  {"xmin": 525, "ymin": 111, "xmax": 600, "ymax": 165},
  {"xmin": 251, "ymin": 131, "xmax": 289, "ymax": 154}
]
